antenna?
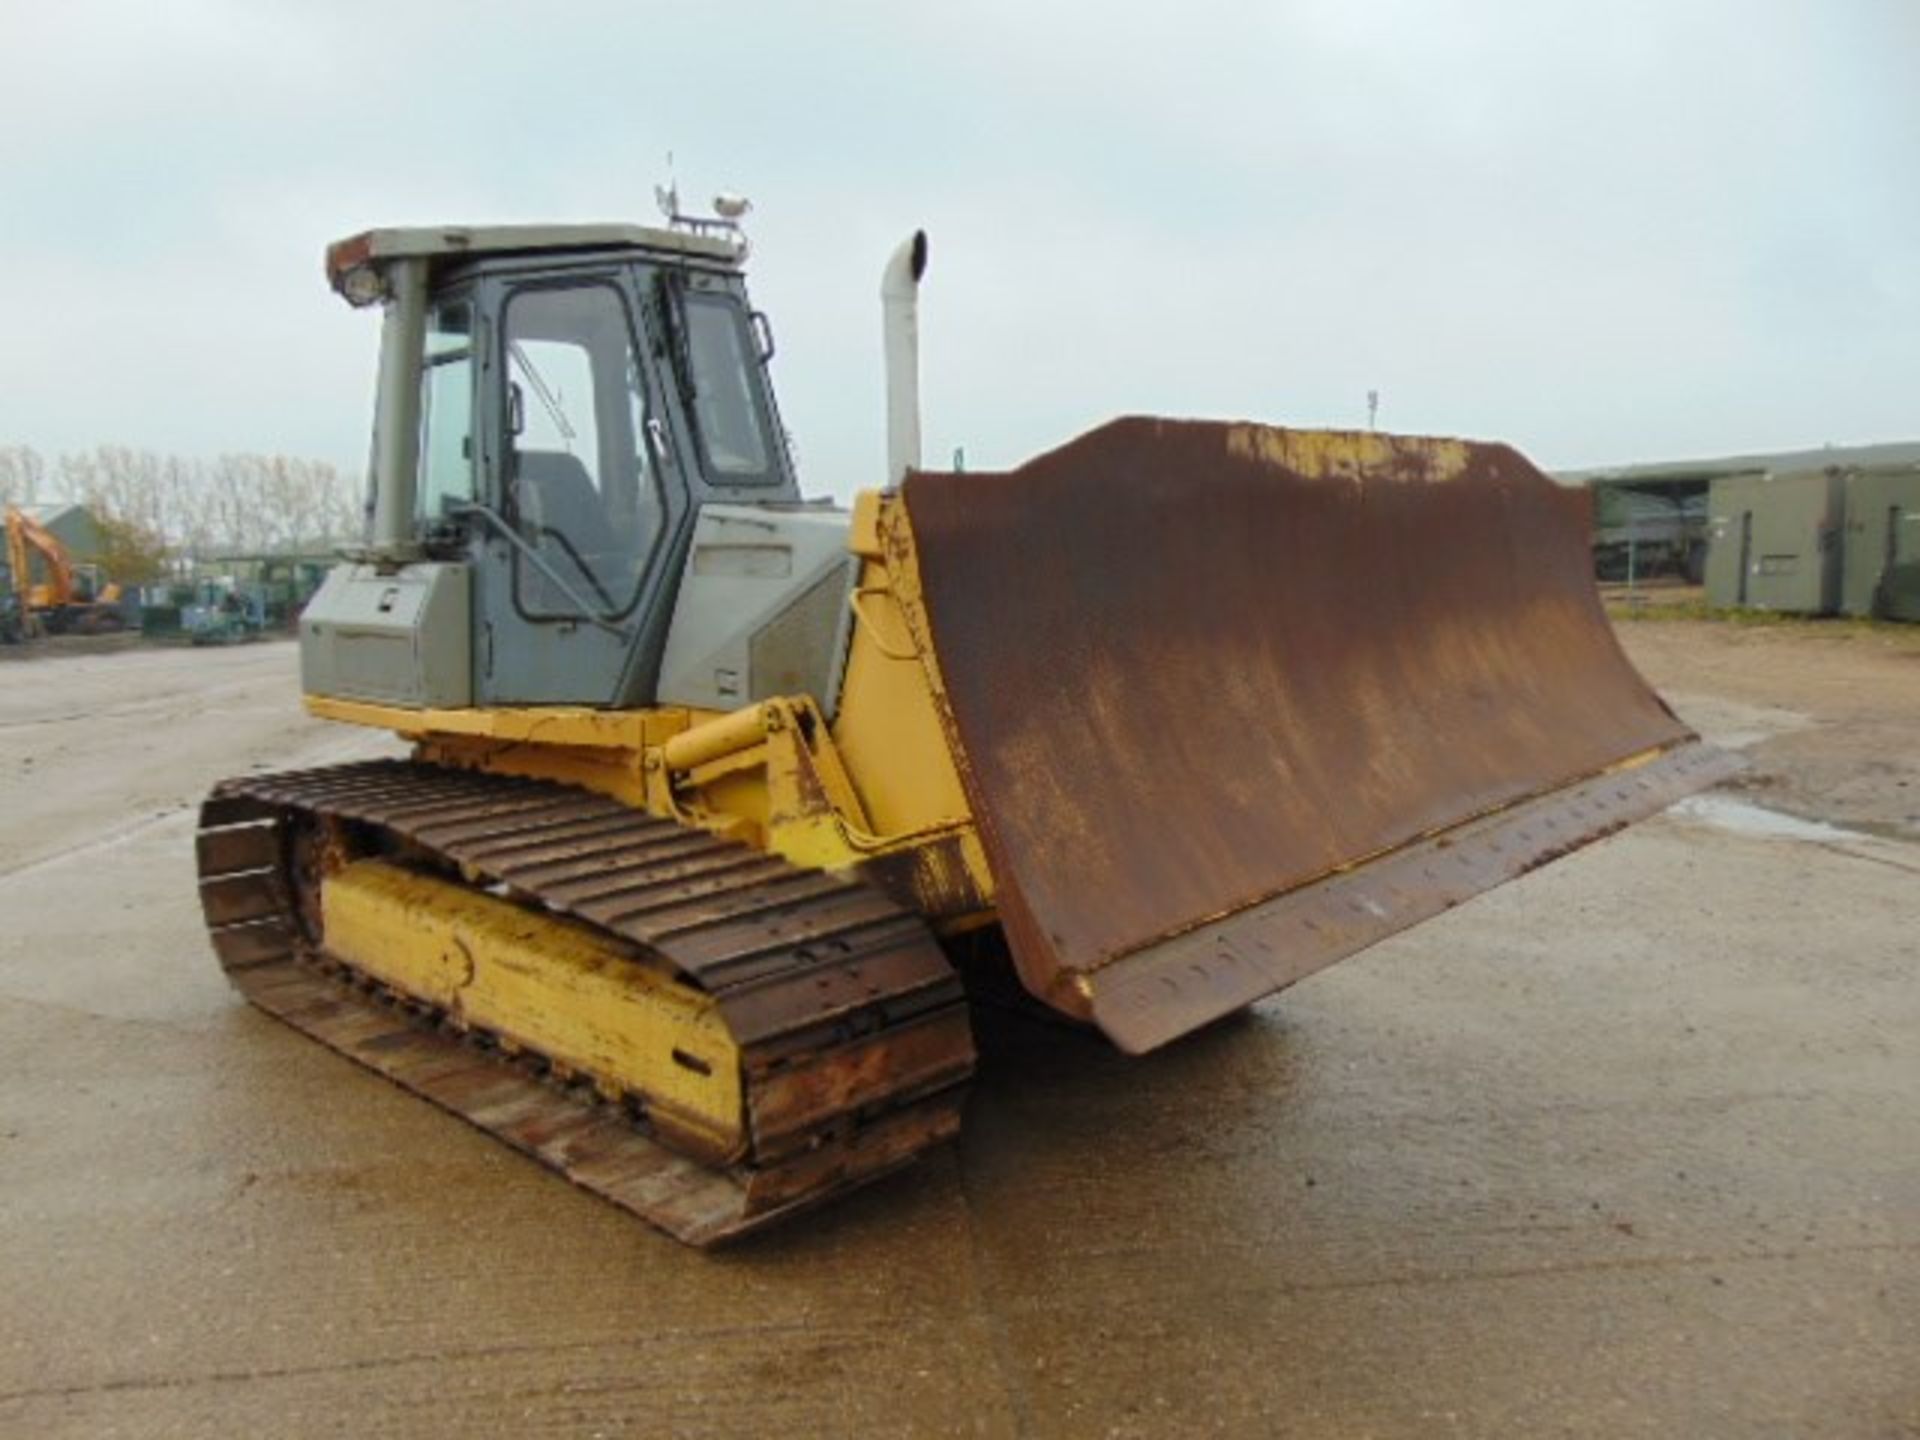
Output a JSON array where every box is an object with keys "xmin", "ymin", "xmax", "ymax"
[
  {"xmin": 1366, "ymin": 389, "xmax": 1380, "ymax": 431},
  {"xmin": 651, "ymin": 158, "xmax": 754, "ymax": 258},
  {"xmin": 653, "ymin": 150, "xmax": 679, "ymax": 223}
]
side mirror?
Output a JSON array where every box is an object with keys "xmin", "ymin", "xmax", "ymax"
[{"xmin": 750, "ymin": 310, "xmax": 775, "ymax": 364}]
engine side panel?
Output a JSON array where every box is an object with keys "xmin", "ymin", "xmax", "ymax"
[
  {"xmin": 300, "ymin": 561, "xmax": 473, "ymax": 708},
  {"xmin": 656, "ymin": 505, "xmax": 857, "ymax": 717}
]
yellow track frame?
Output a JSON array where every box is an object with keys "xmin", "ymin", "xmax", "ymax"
[{"xmin": 322, "ymin": 859, "xmax": 744, "ymax": 1160}]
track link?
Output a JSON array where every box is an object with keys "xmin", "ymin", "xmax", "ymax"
[{"xmin": 194, "ymin": 760, "xmax": 975, "ymax": 1246}]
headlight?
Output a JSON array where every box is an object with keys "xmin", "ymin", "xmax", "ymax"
[{"xmin": 339, "ymin": 264, "xmax": 388, "ymax": 307}]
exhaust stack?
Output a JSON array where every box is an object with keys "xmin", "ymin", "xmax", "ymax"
[{"xmin": 881, "ymin": 231, "xmax": 928, "ymax": 485}]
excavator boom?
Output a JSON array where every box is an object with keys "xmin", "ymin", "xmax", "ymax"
[{"xmin": 5, "ymin": 505, "xmax": 75, "ymax": 607}]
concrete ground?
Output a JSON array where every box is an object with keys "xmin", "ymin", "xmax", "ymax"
[{"xmin": 0, "ymin": 631, "xmax": 1914, "ymax": 1438}]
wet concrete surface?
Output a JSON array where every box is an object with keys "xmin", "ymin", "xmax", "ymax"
[{"xmin": 0, "ymin": 637, "xmax": 1915, "ymax": 1437}]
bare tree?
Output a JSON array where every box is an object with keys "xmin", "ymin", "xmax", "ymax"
[
  {"xmin": 3, "ymin": 442, "xmax": 364, "ymax": 571},
  {"xmin": 0, "ymin": 446, "xmax": 47, "ymax": 509}
]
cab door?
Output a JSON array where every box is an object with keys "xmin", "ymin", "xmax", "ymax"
[{"xmin": 473, "ymin": 270, "xmax": 691, "ymax": 706}]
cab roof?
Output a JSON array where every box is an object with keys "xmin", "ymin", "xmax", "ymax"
[{"xmin": 325, "ymin": 222, "xmax": 743, "ymax": 298}]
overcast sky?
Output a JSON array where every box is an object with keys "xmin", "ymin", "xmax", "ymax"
[{"xmin": 1, "ymin": 0, "xmax": 1914, "ymax": 499}]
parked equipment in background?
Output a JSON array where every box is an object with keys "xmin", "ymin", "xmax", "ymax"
[
  {"xmin": 3, "ymin": 509, "xmax": 40, "ymax": 641},
  {"xmin": 198, "ymin": 553, "xmax": 336, "ymax": 629},
  {"xmin": 194, "ymin": 212, "xmax": 1734, "ymax": 1246},
  {"xmin": 183, "ymin": 578, "xmax": 268, "ymax": 645},
  {"xmin": 0, "ymin": 555, "xmax": 23, "ymax": 643},
  {"xmin": 1591, "ymin": 486, "xmax": 1707, "ymax": 584},
  {"xmin": 3, "ymin": 505, "xmax": 127, "ymax": 635}
]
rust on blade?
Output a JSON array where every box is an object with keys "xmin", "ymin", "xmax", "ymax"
[
  {"xmin": 901, "ymin": 417, "xmax": 1731, "ymax": 1045},
  {"xmin": 1086, "ymin": 740, "xmax": 1742, "ymax": 1051}
]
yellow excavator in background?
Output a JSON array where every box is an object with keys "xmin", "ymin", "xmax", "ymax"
[
  {"xmin": 195, "ymin": 212, "xmax": 1737, "ymax": 1245},
  {"xmin": 4, "ymin": 505, "xmax": 126, "ymax": 636}
]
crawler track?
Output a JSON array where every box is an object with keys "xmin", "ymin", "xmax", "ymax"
[{"xmin": 195, "ymin": 760, "xmax": 974, "ymax": 1246}]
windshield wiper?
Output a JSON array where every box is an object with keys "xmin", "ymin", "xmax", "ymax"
[{"xmin": 508, "ymin": 341, "xmax": 578, "ymax": 445}]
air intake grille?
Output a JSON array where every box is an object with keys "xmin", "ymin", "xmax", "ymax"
[{"xmin": 749, "ymin": 558, "xmax": 852, "ymax": 708}]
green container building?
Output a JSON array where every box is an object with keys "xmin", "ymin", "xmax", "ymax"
[
  {"xmin": 1705, "ymin": 471, "xmax": 1845, "ymax": 614},
  {"xmin": 1839, "ymin": 465, "xmax": 1920, "ymax": 619}
]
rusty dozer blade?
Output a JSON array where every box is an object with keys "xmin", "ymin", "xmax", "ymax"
[{"xmin": 901, "ymin": 418, "xmax": 1739, "ymax": 1053}]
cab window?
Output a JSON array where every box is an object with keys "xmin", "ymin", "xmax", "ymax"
[
  {"xmin": 502, "ymin": 283, "xmax": 665, "ymax": 618},
  {"xmin": 683, "ymin": 294, "xmax": 775, "ymax": 482},
  {"xmin": 417, "ymin": 298, "xmax": 473, "ymax": 520}
]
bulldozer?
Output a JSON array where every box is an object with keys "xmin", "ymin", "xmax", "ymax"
[{"xmin": 195, "ymin": 210, "xmax": 1737, "ymax": 1246}]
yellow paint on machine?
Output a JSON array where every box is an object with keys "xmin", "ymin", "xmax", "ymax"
[
  {"xmin": 1224, "ymin": 424, "xmax": 1474, "ymax": 482},
  {"xmin": 301, "ymin": 602, "xmax": 1001, "ymax": 925},
  {"xmin": 304, "ymin": 694, "xmax": 700, "ymax": 750},
  {"xmin": 320, "ymin": 859, "xmax": 744, "ymax": 1161}
]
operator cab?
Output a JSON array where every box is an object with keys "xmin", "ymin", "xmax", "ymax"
[{"xmin": 302, "ymin": 222, "xmax": 846, "ymax": 713}]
